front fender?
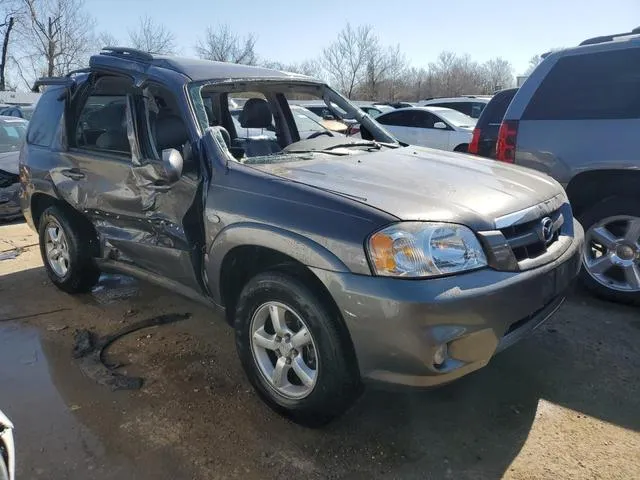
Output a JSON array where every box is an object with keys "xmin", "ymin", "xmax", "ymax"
[{"xmin": 206, "ymin": 222, "xmax": 350, "ymax": 305}]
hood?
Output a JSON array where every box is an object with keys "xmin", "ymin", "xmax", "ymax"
[
  {"xmin": 254, "ymin": 146, "xmax": 563, "ymax": 231},
  {"xmin": 0, "ymin": 150, "xmax": 19, "ymax": 175}
]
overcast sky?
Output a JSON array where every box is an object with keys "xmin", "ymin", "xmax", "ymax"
[{"xmin": 86, "ymin": 0, "xmax": 640, "ymax": 74}]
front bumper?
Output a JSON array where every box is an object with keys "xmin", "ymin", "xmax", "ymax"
[
  {"xmin": 312, "ymin": 219, "xmax": 584, "ymax": 387},
  {"xmin": 0, "ymin": 184, "xmax": 21, "ymax": 221}
]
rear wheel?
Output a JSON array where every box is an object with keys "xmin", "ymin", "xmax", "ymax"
[
  {"xmin": 234, "ymin": 271, "xmax": 361, "ymax": 426},
  {"xmin": 454, "ymin": 144, "xmax": 469, "ymax": 153},
  {"xmin": 579, "ymin": 197, "xmax": 640, "ymax": 305},
  {"xmin": 38, "ymin": 206, "xmax": 100, "ymax": 294}
]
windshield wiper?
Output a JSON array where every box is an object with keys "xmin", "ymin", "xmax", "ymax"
[{"xmin": 323, "ymin": 141, "xmax": 382, "ymax": 151}]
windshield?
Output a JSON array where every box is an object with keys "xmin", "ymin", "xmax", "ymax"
[
  {"xmin": 435, "ymin": 109, "xmax": 477, "ymax": 128},
  {"xmin": 0, "ymin": 119, "xmax": 27, "ymax": 153},
  {"xmin": 189, "ymin": 80, "xmax": 397, "ymax": 165}
]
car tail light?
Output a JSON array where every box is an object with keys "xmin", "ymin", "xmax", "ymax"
[
  {"xmin": 468, "ymin": 128, "xmax": 481, "ymax": 154},
  {"xmin": 347, "ymin": 124, "xmax": 360, "ymax": 136},
  {"xmin": 496, "ymin": 120, "xmax": 518, "ymax": 163}
]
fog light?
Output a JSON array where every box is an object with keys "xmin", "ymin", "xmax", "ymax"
[{"xmin": 433, "ymin": 344, "xmax": 448, "ymax": 367}]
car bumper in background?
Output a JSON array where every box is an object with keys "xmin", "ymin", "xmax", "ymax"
[
  {"xmin": 0, "ymin": 184, "xmax": 21, "ymax": 221},
  {"xmin": 311, "ymin": 219, "xmax": 584, "ymax": 387}
]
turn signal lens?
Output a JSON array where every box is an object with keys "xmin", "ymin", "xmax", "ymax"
[{"xmin": 369, "ymin": 232, "xmax": 396, "ymax": 272}]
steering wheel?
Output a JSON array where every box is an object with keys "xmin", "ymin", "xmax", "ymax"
[{"xmin": 307, "ymin": 130, "xmax": 334, "ymax": 139}]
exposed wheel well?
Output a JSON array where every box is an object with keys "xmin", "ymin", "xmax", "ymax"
[
  {"xmin": 454, "ymin": 143, "xmax": 469, "ymax": 152},
  {"xmin": 30, "ymin": 193, "xmax": 100, "ymax": 256},
  {"xmin": 219, "ymin": 245, "xmax": 359, "ymax": 369},
  {"xmin": 31, "ymin": 193, "xmax": 60, "ymax": 229},
  {"xmin": 566, "ymin": 170, "xmax": 640, "ymax": 216}
]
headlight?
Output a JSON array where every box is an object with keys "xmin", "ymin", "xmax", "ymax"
[{"xmin": 367, "ymin": 222, "xmax": 487, "ymax": 277}]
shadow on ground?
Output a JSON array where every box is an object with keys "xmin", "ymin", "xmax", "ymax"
[{"xmin": 1, "ymin": 265, "xmax": 638, "ymax": 479}]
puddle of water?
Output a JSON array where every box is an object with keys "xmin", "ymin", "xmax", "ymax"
[
  {"xmin": 0, "ymin": 322, "xmax": 169, "ymax": 479},
  {"xmin": 90, "ymin": 274, "xmax": 139, "ymax": 305}
]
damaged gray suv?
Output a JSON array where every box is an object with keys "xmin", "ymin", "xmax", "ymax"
[{"xmin": 20, "ymin": 48, "xmax": 583, "ymax": 425}]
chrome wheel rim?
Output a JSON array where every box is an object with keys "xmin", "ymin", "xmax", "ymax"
[
  {"xmin": 44, "ymin": 220, "xmax": 70, "ymax": 278},
  {"xmin": 583, "ymin": 215, "xmax": 640, "ymax": 292},
  {"xmin": 250, "ymin": 301, "xmax": 318, "ymax": 400}
]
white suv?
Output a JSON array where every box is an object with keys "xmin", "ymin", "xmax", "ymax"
[{"xmin": 419, "ymin": 96, "xmax": 491, "ymax": 119}]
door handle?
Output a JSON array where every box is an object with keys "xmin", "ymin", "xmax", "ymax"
[{"xmin": 61, "ymin": 168, "xmax": 85, "ymax": 180}]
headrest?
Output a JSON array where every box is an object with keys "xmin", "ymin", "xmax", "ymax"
[
  {"xmin": 155, "ymin": 114, "xmax": 188, "ymax": 151},
  {"xmin": 238, "ymin": 98, "xmax": 273, "ymax": 129}
]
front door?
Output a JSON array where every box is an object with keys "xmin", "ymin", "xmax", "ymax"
[{"xmin": 63, "ymin": 73, "xmax": 203, "ymax": 291}]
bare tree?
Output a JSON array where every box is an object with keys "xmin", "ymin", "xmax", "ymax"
[
  {"xmin": 96, "ymin": 31, "xmax": 118, "ymax": 49},
  {"xmin": 195, "ymin": 24, "xmax": 257, "ymax": 65},
  {"xmin": 481, "ymin": 57, "xmax": 514, "ymax": 93},
  {"xmin": 525, "ymin": 54, "xmax": 543, "ymax": 75},
  {"xmin": 1, "ymin": 1, "xmax": 22, "ymax": 90},
  {"xmin": 17, "ymin": 0, "xmax": 95, "ymax": 81},
  {"xmin": 128, "ymin": 16, "xmax": 175, "ymax": 54},
  {"xmin": 362, "ymin": 44, "xmax": 407, "ymax": 100},
  {"xmin": 261, "ymin": 59, "xmax": 321, "ymax": 78},
  {"xmin": 320, "ymin": 24, "xmax": 375, "ymax": 99}
]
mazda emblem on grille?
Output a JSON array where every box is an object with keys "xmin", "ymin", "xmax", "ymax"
[{"xmin": 540, "ymin": 217, "xmax": 554, "ymax": 243}]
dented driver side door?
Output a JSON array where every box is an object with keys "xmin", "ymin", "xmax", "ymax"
[{"xmin": 60, "ymin": 73, "xmax": 202, "ymax": 292}]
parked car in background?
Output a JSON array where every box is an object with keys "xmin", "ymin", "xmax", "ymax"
[
  {"xmin": 375, "ymin": 102, "xmax": 415, "ymax": 109},
  {"xmin": 497, "ymin": 28, "xmax": 640, "ymax": 304},
  {"xmin": 0, "ymin": 105, "xmax": 35, "ymax": 121},
  {"xmin": 419, "ymin": 96, "xmax": 491, "ymax": 118},
  {"xmin": 0, "ymin": 410, "xmax": 15, "ymax": 480},
  {"xmin": 372, "ymin": 106, "xmax": 476, "ymax": 151},
  {"xmin": 231, "ymin": 105, "xmax": 346, "ymax": 139},
  {"xmin": 22, "ymin": 48, "xmax": 582, "ymax": 426},
  {"xmin": 0, "ymin": 116, "xmax": 27, "ymax": 221},
  {"xmin": 468, "ymin": 88, "xmax": 518, "ymax": 158}
]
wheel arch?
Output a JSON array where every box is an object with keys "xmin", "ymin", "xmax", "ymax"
[{"xmin": 566, "ymin": 169, "xmax": 640, "ymax": 217}]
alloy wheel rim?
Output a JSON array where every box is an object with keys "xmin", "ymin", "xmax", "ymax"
[
  {"xmin": 583, "ymin": 215, "xmax": 640, "ymax": 292},
  {"xmin": 44, "ymin": 220, "xmax": 70, "ymax": 278},
  {"xmin": 249, "ymin": 301, "xmax": 318, "ymax": 399}
]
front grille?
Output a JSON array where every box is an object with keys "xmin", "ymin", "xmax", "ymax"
[
  {"xmin": 0, "ymin": 170, "xmax": 19, "ymax": 188},
  {"xmin": 500, "ymin": 208, "xmax": 563, "ymax": 262}
]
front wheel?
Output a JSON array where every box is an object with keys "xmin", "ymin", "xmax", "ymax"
[
  {"xmin": 579, "ymin": 197, "xmax": 640, "ymax": 305},
  {"xmin": 234, "ymin": 271, "xmax": 361, "ymax": 426}
]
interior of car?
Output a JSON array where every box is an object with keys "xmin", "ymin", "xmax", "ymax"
[{"xmin": 74, "ymin": 76, "xmax": 190, "ymax": 163}]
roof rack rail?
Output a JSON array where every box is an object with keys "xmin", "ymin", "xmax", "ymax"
[
  {"xmin": 579, "ymin": 26, "xmax": 640, "ymax": 46},
  {"xmin": 100, "ymin": 47, "xmax": 154, "ymax": 62}
]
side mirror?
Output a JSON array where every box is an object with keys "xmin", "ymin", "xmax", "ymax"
[
  {"xmin": 434, "ymin": 121, "xmax": 447, "ymax": 130},
  {"xmin": 162, "ymin": 148, "xmax": 183, "ymax": 183}
]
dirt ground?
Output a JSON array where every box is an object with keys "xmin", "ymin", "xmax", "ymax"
[{"xmin": 0, "ymin": 220, "xmax": 638, "ymax": 480}]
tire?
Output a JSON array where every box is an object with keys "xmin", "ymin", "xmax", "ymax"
[
  {"xmin": 234, "ymin": 271, "xmax": 361, "ymax": 426},
  {"xmin": 578, "ymin": 197, "xmax": 640, "ymax": 305},
  {"xmin": 38, "ymin": 205, "xmax": 100, "ymax": 294},
  {"xmin": 454, "ymin": 144, "xmax": 469, "ymax": 153}
]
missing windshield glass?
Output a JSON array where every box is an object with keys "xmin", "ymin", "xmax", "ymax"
[{"xmin": 188, "ymin": 80, "xmax": 397, "ymax": 165}]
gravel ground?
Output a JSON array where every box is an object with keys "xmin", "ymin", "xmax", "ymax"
[{"xmin": 0, "ymin": 220, "xmax": 638, "ymax": 480}]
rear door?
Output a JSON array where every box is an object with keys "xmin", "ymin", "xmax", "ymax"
[
  {"xmin": 375, "ymin": 110, "xmax": 417, "ymax": 144},
  {"xmin": 63, "ymin": 73, "xmax": 203, "ymax": 291}
]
